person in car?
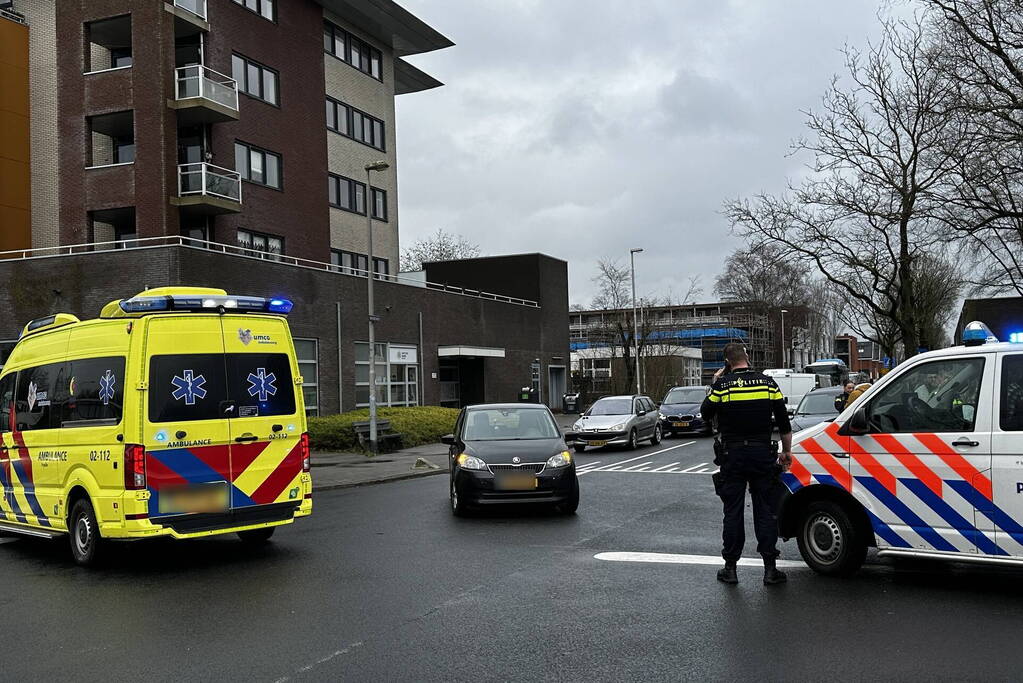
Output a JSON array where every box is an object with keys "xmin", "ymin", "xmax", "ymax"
[{"xmin": 834, "ymin": 381, "xmax": 855, "ymax": 412}]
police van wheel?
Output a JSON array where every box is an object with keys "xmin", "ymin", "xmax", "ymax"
[
  {"xmin": 650, "ymin": 424, "xmax": 662, "ymax": 445},
  {"xmin": 69, "ymin": 498, "xmax": 103, "ymax": 567},
  {"xmin": 797, "ymin": 500, "xmax": 866, "ymax": 577},
  {"xmin": 238, "ymin": 527, "xmax": 275, "ymax": 544}
]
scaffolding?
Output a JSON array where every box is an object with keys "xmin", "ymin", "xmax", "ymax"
[{"xmin": 570, "ymin": 302, "xmax": 777, "ymax": 387}]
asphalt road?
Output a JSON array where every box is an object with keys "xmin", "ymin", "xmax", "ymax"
[{"xmin": 5, "ymin": 434, "xmax": 1023, "ymax": 681}]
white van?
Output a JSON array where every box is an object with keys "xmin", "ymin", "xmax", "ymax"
[
  {"xmin": 763, "ymin": 369, "xmax": 818, "ymax": 414},
  {"xmin": 779, "ymin": 322, "xmax": 1023, "ymax": 575}
]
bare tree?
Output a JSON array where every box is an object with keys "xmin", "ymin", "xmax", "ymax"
[
  {"xmin": 714, "ymin": 244, "xmax": 811, "ymax": 307},
  {"xmin": 399, "ymin": 228, "xmax": 482, "ymax": 272},
  {"xmin": 922, "ymin": 0, "xmax": 1023, "ymax": 294},
  {"xmin": 724, "ymin": 16, "xmax": 962, "ymax": 361}
]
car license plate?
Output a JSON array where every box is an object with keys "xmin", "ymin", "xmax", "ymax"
[
  {"xmin": 158, "ymin": 483, "xmax": 229, "ymax": 514},
  {"xmin": 588, "ymin": 440, "xmax": 607, "ymax": 447},
  {"xmin": 496, "ymin": 473, "xmax": 537, "ymax": 491},
  {"xmin": 672, "ymin": 422, "xmax": 690, "ymax": 428}
]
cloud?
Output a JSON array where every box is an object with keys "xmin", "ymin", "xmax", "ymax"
[{"xmin": 396, "ymin": 0, "xmax": 885, "ymax": 306}]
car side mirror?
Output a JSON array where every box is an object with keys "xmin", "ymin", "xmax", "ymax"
[
  {"xmin": 787, "ymin": 408, "xmax": 795, "ymax": 416},
  {"xmin": 440, "ymin": 434, "xmax": 455, "ymax": 446},
  {"xmin": 637, "ymin": 410, "xmax": 646, "ymax": 416},
  {"xmin": 839, "ymin": 406, "xmax": 870, "ymax": 436}
]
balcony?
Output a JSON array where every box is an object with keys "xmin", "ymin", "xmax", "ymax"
[
  {"xmin": 164, "ymin": 0, "xmax": 209, "ymax": 36},
  {"xmin": 170, "ymin": 163, "xmax": 242, "ymax": 215},
  {"xmin": 169, "ymin": 65, "xmax": 239, "ymax": 124}
]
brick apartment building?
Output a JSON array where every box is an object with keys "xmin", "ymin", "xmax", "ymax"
[{"xmin": 0, "ymin": 1, "xmax": 570, "ymax": 413}]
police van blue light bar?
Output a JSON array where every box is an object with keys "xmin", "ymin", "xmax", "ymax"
[
  {"xmin": 1010, "ymin": 331, "xmax": 1023, "ymax": 344},
  {"xmin": 119, "ymin": 295, "xmax": 293, "ymax": 315},
  {"xmin": 962, "ymin": 320, "xmax": 998, "ymax": 346}
]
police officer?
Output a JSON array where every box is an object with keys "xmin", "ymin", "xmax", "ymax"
[{"xmin": 701, "ymin": 343, "xmax": 792, "ymax": 585}]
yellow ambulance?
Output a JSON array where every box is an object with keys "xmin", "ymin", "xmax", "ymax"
[{"xmin": 0, "ymin": 287, "xmax": 312, "ymax": 565}]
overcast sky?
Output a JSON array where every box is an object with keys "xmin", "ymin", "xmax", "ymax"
[{"xmin": 395, "ymin": 0, "xmax": 884, "ymax": 307}]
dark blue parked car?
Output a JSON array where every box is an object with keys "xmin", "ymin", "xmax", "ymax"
[{"xmin": 658, "ymin": 386, "xmax": 713, "ymax": 437}]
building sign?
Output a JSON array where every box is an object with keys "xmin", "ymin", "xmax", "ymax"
[{"xmin": 389, "ymin": 346, "xmax": 417, "ymax": 364}]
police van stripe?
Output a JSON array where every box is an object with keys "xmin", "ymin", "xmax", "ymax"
[
  {"xmin": 855, "ymin": 476, "xmax": 959, "ymax": 552},
  {"xmin": 863, "ymin": 507, "xmax": 912, "ymax": 548},
  {"xmin": 948, "ymin": 480, "xmax": 1023, "ymax": 547},
  {"xmin": 871, "ymin": 434, "xmax": 944, "ymax": 497},
  {"xmin": 801, "ymin": 438, "xmax": 852, "ymax": 491},
  {"xmin": 900, "ymin": 478, "xmax": 1005, "ymax": 556},
  {"xmin": 848, "ymin": 440, "xmax": 897, "ymax": 495},
  {"xmin": 914, "ymin": 433, "xmax": 992, "ymax": 500}
]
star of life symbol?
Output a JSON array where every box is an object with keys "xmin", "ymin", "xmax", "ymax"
[
  {"xmin": 247, "ymin": 368, "xmax": 278, "ymax": 402},
  {"xmin": 98, "ymin": 370, "xmax": 116, "ymax": 406},
  {"xmin": 171, "ymin": 370, "xmax": 207, "ymax": 406},
  {"xmin": 27, "ymin": 381, "xmax": 37, "ymax": 411}
]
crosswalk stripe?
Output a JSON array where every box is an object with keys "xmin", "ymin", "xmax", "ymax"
[
  {"xmin": 680, "ymin": 463, "xmax": 708, "ymax": 473},
  {"xmin": 651, "ymin": 462, "xmax": 680, "ymax": 472}
]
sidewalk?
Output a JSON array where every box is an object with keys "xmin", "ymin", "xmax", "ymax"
[{"xmin": 310, "ymin": 442, "xmax": 450, "ymax": 491}]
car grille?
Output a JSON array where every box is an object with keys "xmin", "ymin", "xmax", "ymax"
[
  {"xmin": 667, "ymin": 414, "xmax": 695, "ymax": 421},
  {"xmin": 489, "ymin": 463, "xmax": 546, "ymax": 474}
]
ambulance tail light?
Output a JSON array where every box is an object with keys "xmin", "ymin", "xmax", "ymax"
[
  {"xmin": 124, "ymin": 444, "xmax": 147, "ymax": 490},
  {"xmin": 300, "ymin": 432, "xmax": 310, "ymax": 473}
]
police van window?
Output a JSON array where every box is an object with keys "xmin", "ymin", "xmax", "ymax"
[
  {"xmin": 866, "ymin": 358, "xmax": 985, "ymax": 434},
  {"xmin": 0, "ymin": 373, "xmax": 14, "ymax": 432},
  {"xmin": 62, "ymin": 357, "xmax": 127, "ymax": 427},
  {"xmin": 226, "ymin": 353, "xmax": 295, "ymax": 417},
  {"xmin": 999, "ymin": 355, "xmax": 1023, "ymax": 431},
  {"xmin": 15, "ymin": 362, "xmax": 64, "ymax": 432},
  {"xmin": 149, "ymin": 354, "xmax": 229, "ymax": 423}
]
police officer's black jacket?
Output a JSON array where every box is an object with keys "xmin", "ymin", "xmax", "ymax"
[{"xmin": 700, "ymin": 367, "xmax": 792, "ymax": 441}]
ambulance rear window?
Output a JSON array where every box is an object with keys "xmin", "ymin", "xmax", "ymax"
[{"xmin": 148, "ymin": 353, "xmax": 295, "ymax": 423}]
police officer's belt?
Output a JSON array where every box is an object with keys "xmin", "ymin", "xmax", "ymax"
[{"xmin": 721, "ymin": 437, "xmax": 772, "ymax": 447}]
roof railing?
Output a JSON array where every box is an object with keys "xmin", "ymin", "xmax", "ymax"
[{"xmin": 0, "ymin": 236, "xmax": 540, "ymax": 308}]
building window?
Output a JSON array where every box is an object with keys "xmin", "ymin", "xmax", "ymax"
[
  {"xmin": 294, "ymin": 339, "xmax": 319, "ymax": 416},
  {"xmin": 354, "ymin": 342, "xmax": 418, "ymax": 408},
  {"xmin": 330, "ymin": 250, "xmax": 389, "ymax": 278},
  {"xmin": 235, "ymin": 141, "xmax": 282, "ymax": 189},
  {"xmin": 87, "ymin": 111, "xmax": 134, "ymax": 168},
  {"xmin": 232, "ymin": 0, "xmax": 274, "ymax": 21},
  {"xmin": 371, "ymin": 188, "xmax": 387, "ymax": 220},
  {"xmin": 323, "ymin": 21, "xmax": 383, "ymax": 81},
  {"xmin": 373, "ymin": 257, "xmax": 389, "ymax": 276},
  {"xmin": 237, "ymin": 228, "xmax": 284, "ymax": 257},
  {"xmin": 326, "ymin": 97, "xmax": 385, "ymax": 151},
  {"xmin": 231, "ymin": 53, "xmax": 278, "ymax": 105},
  {"xmin": 85, "ymin": 15, "xmax": 132, "ymax": 72}
]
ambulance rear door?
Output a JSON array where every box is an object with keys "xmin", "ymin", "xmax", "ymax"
[{"xmin": 220, "ymin": 315, "xmax": 305, "ymax": 513}]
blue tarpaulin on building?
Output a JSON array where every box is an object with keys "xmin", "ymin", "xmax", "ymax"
[{"xmin": 571, "ymin": 327, "xmax": 749, "ymax": 351}]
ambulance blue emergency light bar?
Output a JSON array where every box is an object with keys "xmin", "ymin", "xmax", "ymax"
[
  {"xmin": 118, "ymin": 294, "xmax": 293, "ymax": 315},
  {"xmin": 962, "ymin": 321, "xmax": 999, "ymax": 346}
]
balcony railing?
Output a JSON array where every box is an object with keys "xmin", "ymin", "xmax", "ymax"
[
  {"xmin": 175, "ymin": 65, "xmax": 238, "ymax": 112},
  {"xmin": 170, "ymin": 0, "xmax": 206, "ymax": 19},
  {"xmin": 177, "ymin": 163, "xmax": 241, "ymax": 203}
]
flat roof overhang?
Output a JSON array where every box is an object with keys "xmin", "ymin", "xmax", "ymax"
[
  {"xmin": 395, "ymin": 57, "xmax": 443, "ymax": 95},
  {"xmin": 438, "ymin": 346, "xmax": 506, "ymax": 358},
  {"xmin": 315, "ymin": 0, "xmax": 454, "ymax": 57}
]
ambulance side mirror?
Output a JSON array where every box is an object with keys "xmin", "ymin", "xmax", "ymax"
[{"xmin": 839, "ymin": 405, "xmax": 870, "ymax": 436}]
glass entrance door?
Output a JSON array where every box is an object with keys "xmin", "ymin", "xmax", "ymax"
[{"xmin": 406, "ymin": 366, "xmax": 419, "ymax": 406}]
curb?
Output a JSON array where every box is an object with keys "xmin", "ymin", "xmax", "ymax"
[{"xmin": 311, "ymin": 466, "xmax": 446, "ymax": 492}]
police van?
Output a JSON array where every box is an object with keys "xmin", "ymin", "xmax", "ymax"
[
  {"xmin": 780, "ymin": 322, "xmax": 1023, "ymax": 575},
  {"xmin": 0, "ymin": 287, "xmax": 312, "ymax": 565}
]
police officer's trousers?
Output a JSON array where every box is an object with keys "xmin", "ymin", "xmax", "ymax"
[{"xmin": 717, "ymin": 442, "xmax": 781, "ymax": 562}]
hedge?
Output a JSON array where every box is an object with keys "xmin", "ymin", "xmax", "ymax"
[{"xmin": 308, "ymin": 406, "xmax": 460, "ymax": 453}]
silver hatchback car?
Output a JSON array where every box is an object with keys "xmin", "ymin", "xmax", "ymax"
[{"xmin": 571, "ymin": 395, "xmax": 662, "ymax": 451}]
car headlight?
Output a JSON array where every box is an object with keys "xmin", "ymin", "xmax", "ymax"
[
  {"xmin": 658, "ymin": 413, "xmax": 666, "ymax": 421},
  {"xmin": 546, "ymin": 451, "xmax": 572, "ymax": 468},
  {"xmin": 611, "ymin": 423, "xmax": 626, "ymax": 431},
  {"xmin": 456, "ymin": 453, "xmax": 488, "ymax": 471},
  {"xmin": 572, "ymin": 422, "xmax": 582, "ymax": 430}
]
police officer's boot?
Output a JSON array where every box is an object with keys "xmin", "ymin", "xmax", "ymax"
[
  {"xmin": 716, "ymin": 561, "xmax": 738, "ymax": 584},
  {"xmin": 763, "ymin": 557, "xmax": 787, "ymax": 585}
]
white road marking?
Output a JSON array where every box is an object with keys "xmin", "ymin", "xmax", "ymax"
[
  {"xmin": 622, "ymin": 463, "xmax": 650, "ymax": 471},
  {"xmin": 0, "ymin": 538, "xmax": 18, "ymax": 545},
  {"xmin": 594, "ymin": 552, "xmax": 805, "ymax": 568},
  {"xmin": 651, "ymin": 462, "xmax": 680, "ymax": 472},
  {"xmin": 679, "ymin": 462, "xmax": 709, "ymax": 473},
  {"xmin": 577, "ymin": 442, "xmax": 696, "ymax": 476}
]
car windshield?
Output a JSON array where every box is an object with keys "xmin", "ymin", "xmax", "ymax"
[
  {"xmin": 798, "ymin": 393, "xmax": 840, "ymax": 415},
  {"xmin": 463, "ymin": 408, "xmax": 559, "ymax": 441},
  {"xmin": 664, "ymin": 388, "xmax": 706, "ymax": 404},
  {"xmin": 588, "ymin": 398, "xmax": 633, "ymax": 416}
]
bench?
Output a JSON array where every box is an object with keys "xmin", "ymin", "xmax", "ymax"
[{"xmin": 351, "ymin": 419, "xmax": 404, "ymax": 453}]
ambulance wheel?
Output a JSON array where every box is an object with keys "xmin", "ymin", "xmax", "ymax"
[
  {"xmin": 238, "ymin": 527, "xmax": 275, "ymax": 544},
  {"xmin": 796, "ymin": 500, "xmax": 866, "ymax": 577},
  {"xmin": 69, "ymin": 498, "xmax": 103, "ymax": 567}
]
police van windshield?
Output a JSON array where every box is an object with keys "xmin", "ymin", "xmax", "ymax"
[
  {"xmin": 148, "ymin": 353, "xmax": 295, "ymax": 423},
  {"xmin": 664, "ymin": 388, "xmax": 706, "ymax": 404}
]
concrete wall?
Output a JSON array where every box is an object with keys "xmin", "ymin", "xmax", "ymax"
[{"xmin": 0, "ymin": 247, "xmax": 570, "ymax": 415}]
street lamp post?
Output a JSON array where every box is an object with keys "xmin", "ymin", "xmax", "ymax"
[
  {"xmin": 365, "ymin": 160, "xmax": 389, "ymax": 453},
  {"xmin": 780, "ymin": 309, "xmax": 789, "ymax": 369},
  {"xmin": 630, "ymin": 248, "xmax": 643, "ymax": 395}
]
